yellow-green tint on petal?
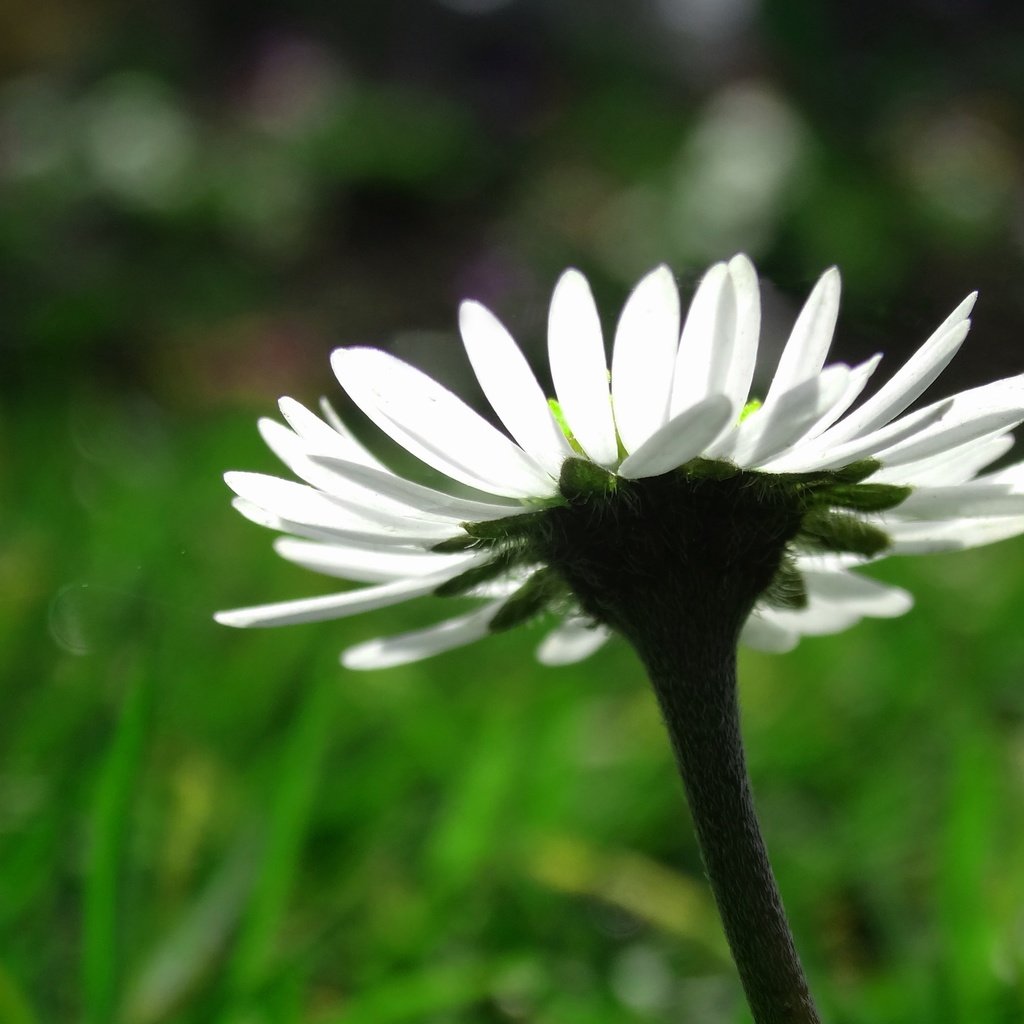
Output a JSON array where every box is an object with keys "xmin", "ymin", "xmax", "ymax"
[
  {"xmin": 740, "ymin": 398, "xmax": 763, "ymax": 423},
  {"xmin": 548, "ymin": 398, "xmax": 587, "ymax": 457}
]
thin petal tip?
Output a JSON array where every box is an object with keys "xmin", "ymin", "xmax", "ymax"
[
  {"xmin": 330, "ymin": 345, "xmax": 378, "ymax": 373},
  {"xmin": 648, "ymin": 263, "xmax": 676, "ymax": 285},
  {"xmin": 340, "ymin": 642, "xmax": 383, "ymax": 670},
  {"xmin": 214, "ymin": 609, "xmax": 248, "ymax": 628},
  {"xmin": 458, "ymin": 297, "xmax": 488, "ymax": 323},
  {"xmin": 556, "ymin": 266, "xmax": 588, "ymax": 285},
  {"xmin": 881, "ymin": 588, "xmax": 914, "ymax": 617}
]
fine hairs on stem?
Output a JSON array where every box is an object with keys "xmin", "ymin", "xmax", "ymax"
[{"xmin": 630, "ymin": 618, "xmax": 821, "ymax": 1024}]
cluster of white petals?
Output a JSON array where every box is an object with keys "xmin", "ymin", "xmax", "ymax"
[{"xmin": 217, "ymin": 256, "xmax": 1024, "ymax": 669}]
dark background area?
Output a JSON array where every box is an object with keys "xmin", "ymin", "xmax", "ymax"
[
  {"xmin": 3, "ymin": 2, "xmax": 1024, "ymax": 1022},
  {"xmin": 7, "ymin": 0, "xmax": 1024, "ymax": 394}
]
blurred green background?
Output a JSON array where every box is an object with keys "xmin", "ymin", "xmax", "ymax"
[{"xmin": 4, "ymin": 1, "xmax": 1024, "ymax": 1021}]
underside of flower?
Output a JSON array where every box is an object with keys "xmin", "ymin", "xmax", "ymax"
[{"xmin": 438, "ymin": 454, "xmax": 912, "ymax": 643}]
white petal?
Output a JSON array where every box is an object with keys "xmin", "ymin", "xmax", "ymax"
[
  {"xmin": 762, "ymin": 603, "xmax": 861, "ymax": 637},
  {"xmin": 818, "ymin": 293, "xmax": 976, "ymax": 446},
  {"xmin": 802, "ymin": 570, "xmax": 913, "ymax": 617},
  {"xmin": 617, "ymin": 395, "xmax": 735, "ymax": 479},
  {"xmin": 794, "ymin": 552, "xmax": 872, "ymax": 572},
  {"xmin": 259, "ymin": 416, "xmax": 338, "ymax": 492},
  {"xmin": 216, "ymin": 567, "xmax": 476, "ymax": 629},
  {"xmin": 341, "ymin": 605, "xmax": 500, "ymax": 669},
  {"xmin": 885, "ymin": 516, "xmax": 1024, "ymax": 554},
  {"xmin": 278, "ymin": 397, "xmax": 387, "ymax": 470},
  {"xmin": 332, "ymin": 348, "xmax": 556, "ymax": 499},
  {"xmin": 763, "ymin": 398, "xmax": 954, "ymax": 473},
  {"xmin": 824, "ymin": 373, "xmax": 1024, "ymax": 472},
  {"xmin": 891, "ymin": 483, "xmax": 1024, "ymax": 519},
  {"xmin": 801, "ymin": 355, "xmax": 882, "ymax": 441},
  {"xmin": 611, "ymin": 265, "xmax": 681, "ymax": 453},
  {"xmin": 722, "ymin": 254, "xmax": 762, "ymax": 413},
  {"xmin": 730, "ymin": 365, "xmax": 850, "ymax": 467},
  {"xmin": 871, "ymin": 431, "xmax": 1014, "ymax": 486},
  {"xmin": 308, "ymin": 455, "xmax": 522, "ymax": 522},
  {"xmin": 762, "ymin": 267, "xmax": 841, "ymax": 402},
  {"xmin": 978, "ymin": 457, "xmax": 1024, "ymax": 486},
  {"xmin": 273, "ymin": 537, "xmax": 477, "ymax": 583},
  {"xmin": 547, "ymin": 269, "xmax": 618, "ymax": 466},
  {"xmin": 319, "ymin": 397, "xmax": 352, "ymax": 435},
  {"xmin": 225, "ymin": 471, "xmax": 452, "ymax": 538},
  {"xmin": 468, "ymin": 573, "xmax": 538, "ymax": 599},
  {"xmin": 536, "ymin": 619, "xmax": 611, "ymax": 665},
  {"xmin": 227, "ymin": 471, "xmax": 377, "ymax": 530},
  {"xmin": 232, "ymin": 497, "xmax": 455, "ymax": 549},
  {"xmin": 232, "ymin": 496, "xmax": 307, "ymax": 535},
  {"xmin": 460, "ymin": 300, "xmax": 571, "ymax": 476},
  {"xmin": 876, "ymin": 409, "xmax": 1024, "ymax": 468},
  {"xmin": 258, "ymin": 419, "xmax": 428, "ymax": 520},
  {"xmin": 669, "ymin": 262, "xmax": 732, "ymax": 414},
  {"xmin": 672, "ymin": 258, "xmax": 760, "ymax": 418},
  {"xmin": 739, "ymin": 612, "xmax": 799, "ymax": 653}
]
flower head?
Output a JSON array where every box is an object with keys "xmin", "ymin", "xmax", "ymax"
[{"xmin": 217, "ymin": 257, "xmax": 1024, "ymax": 668}]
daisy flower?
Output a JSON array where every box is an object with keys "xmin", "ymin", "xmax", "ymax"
[
  {"xmin": 216, "ymin": 256, "xmax": 1024, "ymax": 669},
  {"xmin": 216, "ymin": 255, "xmax": 1024, "ymax": 1024}
]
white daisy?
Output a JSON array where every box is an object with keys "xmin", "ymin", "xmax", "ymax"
[{"xmin": 216, "ymin": 256, "xmax": 1024, "ymax": 669}]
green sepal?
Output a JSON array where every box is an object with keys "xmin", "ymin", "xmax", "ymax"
[
  {"xmin": 766, "ymin": 460, "xmax": 880, "ymax": 492},
  {"xmin": 464, "ymin": 509, "xmax": 551, "ymax": 543},
  {"xmin": 762, "ymin": 557, "xmax": 808, "ymax": 610},
  {"xmin": 815, "ymin": 483, "xmax": 912, "ymax": 513},
  {"xmin": 559, "ymin": 457, "xmax": 617, "ymax": 503},
  {"xmin": 431, "ymin": 534, "xmax": 486, "ymax": 554},
  {"xmin": 681, "ymin": 458, "xmax": 741, "ymax": 481},
  {"xmin": 796, "ymin": 509, "xmax": 891, "ymax": 557},
  {"xmin": 489, "ymin": 567, "xmax": 562, "ymax": 632},
  {"xmin": 828, "ymin": 459, "xmax": 881, "ymax": 485},
  {"xmin": 434, "ymin": 549, "xmax": 526, "ymax": 598}
]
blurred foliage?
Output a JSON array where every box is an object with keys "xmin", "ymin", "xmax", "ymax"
[{"xmin": 3, "ymin": 1, "xmax": 1024, "ymax": 1022}]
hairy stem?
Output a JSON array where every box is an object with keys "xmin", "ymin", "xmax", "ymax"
[{"xmin": 628, "ymin": 623, "xmax": 821, "ymax": 1024}]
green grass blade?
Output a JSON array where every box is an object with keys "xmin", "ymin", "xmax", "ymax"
[
  {"xmin": 82, "ymin": 678, "xmax": 151, "ymax": 1024},
  {"xmin": 123, "ymin": 836, "xmax": 257, "ymax": 1024},
  {"xmin": 938, "ymin": 724, "xmax": 999, "ymax": 1020},
  {"xmin": 0, "ymin": 962, "xmax": 38, "ymax": 1024},
  {"xmin": 224, "ymin": 667, "xmax": 335, "ymax": 1003},
  {"xmin": 326, "ymin": 959, "xmax": 498, "ymax": 1024}
]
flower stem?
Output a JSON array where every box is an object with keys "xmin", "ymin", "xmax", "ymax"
[
  {"xmin": 629, "ymin": 623, "xmax": 822, "ymax": 1024},
  {"xmin": 541, "ymin": 461, "xmax": 823, "ymax": 1020}
]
